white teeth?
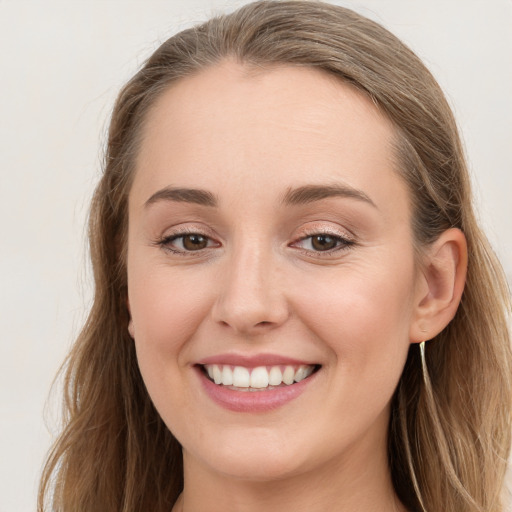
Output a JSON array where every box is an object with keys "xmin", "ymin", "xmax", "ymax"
[
  {"xmin": 212, "ymin": 365, "xmax": 222, "ymax": 385},
  {"xmin": 250, "ymin": 366, "xmax": 269, "ymax": 388},
  {"xmin": 282, "ymin": 366, "xmax": 295, "ymax": 385},
  {"xmin": 232, "ymin": 366, "xmax": 250, "ymax": 388},
  {"xmin": 204, "ymin": 363, "xmax": 316, "ymax": 389},
  {"xmin": 294, "ymin": 366, "xmax": 313, "ymax": 382},
  {"xmin": 221, "ymin": 365, "xmax": 233, "ymax": 386},
  {"xmin": 269, "ymin": 366, "xmax": 283, "ymax": 386}
]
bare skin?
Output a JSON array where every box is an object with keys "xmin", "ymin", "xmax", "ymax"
[{"xmin": 126, "ymin": 61, "xmax": 467, "ymax": 512}]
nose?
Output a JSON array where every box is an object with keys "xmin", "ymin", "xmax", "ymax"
[{"xmin": 211, "ymin": 242, "xmax": 290, "ymax": 335}]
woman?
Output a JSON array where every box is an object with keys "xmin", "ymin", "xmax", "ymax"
[{"xmin": 38, "ymin": 1, "xmax": 512, "ymax": 511}]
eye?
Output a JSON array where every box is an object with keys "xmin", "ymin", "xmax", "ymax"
[
  {"xmin": 157, "ymin": 232, "xmax": 219, "ymax": 254},
  {"xmin": 292, "ymin": 232, "xmax": 355, "ymax": 253}
]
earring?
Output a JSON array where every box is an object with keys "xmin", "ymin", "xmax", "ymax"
[{"xmin": 419, "ymin": 341, "xmax": 428, "ymax": 385}]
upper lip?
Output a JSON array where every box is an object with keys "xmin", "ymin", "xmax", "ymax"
[{"xmin": 195, "ymin": 353, "xmax": 319, "ymax": 367}]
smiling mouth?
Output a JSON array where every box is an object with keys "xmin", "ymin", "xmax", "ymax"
[{"xmin": 199, "ymin": 363, "xmax": 321, "ymax": 391}]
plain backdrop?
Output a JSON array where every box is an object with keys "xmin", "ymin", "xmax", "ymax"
[{"xmin": 1, "ymin": 1, "xmax": 511, "ymax": 511}]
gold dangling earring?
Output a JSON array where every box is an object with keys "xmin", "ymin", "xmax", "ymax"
[{"xmin": 419, "ymin": 341, "xmax": 428, "ymax": 385}]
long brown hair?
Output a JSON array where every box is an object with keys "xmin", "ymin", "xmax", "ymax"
[{"xmin": 39, "ymin": 2, "xmax": 512, "ymax": 511}]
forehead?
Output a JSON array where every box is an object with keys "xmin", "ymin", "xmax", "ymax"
[{"xmin": 132, "ymin": 61, "xmax": 408, "ymax": 218}]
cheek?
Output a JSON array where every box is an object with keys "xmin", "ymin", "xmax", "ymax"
[
  {"xmin": 299, "ymin": 264, "xmax": 413, "ymax": 327},
  {"xmin": 129, "ymin": 266, "xmax": 218, "ymax": 434},
  {"xmin": 128, "ymin": 265, "xmax": 216, "ymax": 412},
  {"xmin": 286, "ymin": 263, "xmax": 415, "ymax": 445},
  {"xmin": 129, "ymin": 266, "xmax": 213, "ymax": 349},
  {"xmin": 291, "ymin": 256, "xmax": 415, "ymax": 380}
]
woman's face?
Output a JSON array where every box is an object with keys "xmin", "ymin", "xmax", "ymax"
[{"xmin": 127, "ymin": 62, "xmax": 425, "ymax": 481}]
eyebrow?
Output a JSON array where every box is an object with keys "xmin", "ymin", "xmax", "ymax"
[
  {"xmin": 281, "ymin": 183, "xmax": 377, "ymax": 208},
  {"xmin": 144, "ymin": 187, "xmax": 218, "ymax": 208},
  {"xmin": 144, "ymin": 183, "xmax": 376, "ymax": 210}
]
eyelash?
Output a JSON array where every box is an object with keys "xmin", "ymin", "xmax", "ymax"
[
  {"xmin": 291, "ymin": 231, "xmax": 355, "ymax": 255},
  {"xmin": 155, "ymin": 228, "xmax": 219, "ymax": 256},
  {"xmin": 155, "ymin": 229, "xmax": 355, "ymax": 257}
]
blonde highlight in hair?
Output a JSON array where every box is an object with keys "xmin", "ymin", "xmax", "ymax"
[{"xmin": 39, "ymin": 2, "xmax": 512, "ymax": 511}]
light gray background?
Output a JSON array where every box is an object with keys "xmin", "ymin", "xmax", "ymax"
[{"xmin": 1, "ymin": 1, "xmax": 511, "ymax": 511}]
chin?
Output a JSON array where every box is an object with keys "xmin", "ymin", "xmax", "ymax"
[
  {"xmin": 185, "ymin": 428, "xmax": 314, "ymax": 482},
  {"xmin": 208, "ymin": 453, "xmax": 306, "ymax": 482}
]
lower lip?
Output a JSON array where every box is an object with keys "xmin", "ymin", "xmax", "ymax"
[{"xmin": 195, "ymin": 367, "xmax": 318, "ymax": 413}]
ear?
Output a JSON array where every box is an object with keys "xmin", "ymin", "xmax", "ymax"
[{"xmin": 409, "ymin": 228, "xmax": 467, "ymax": 343}]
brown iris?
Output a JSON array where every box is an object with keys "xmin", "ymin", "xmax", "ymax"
[
  {"xmin": 182, "ymin": 234, "xmax": 209, "ymax": 250},
  {"xmin": 310, "ymin": 234, "xmax": 338, "ymax": 251}
]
